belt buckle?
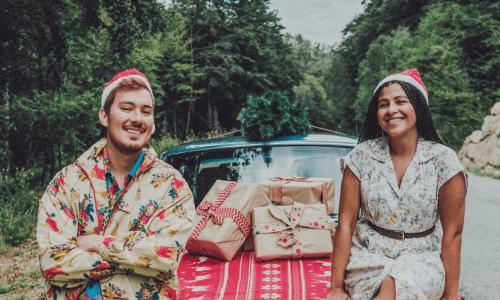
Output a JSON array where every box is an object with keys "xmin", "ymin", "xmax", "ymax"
[{"xmin": 395, "ymin": 230, "xmax": 405, "ymax": 240}]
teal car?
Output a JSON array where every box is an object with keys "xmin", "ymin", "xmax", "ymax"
[{"xmin": 159, "ymin": 133, "xmax": 358, "ymax": 223}]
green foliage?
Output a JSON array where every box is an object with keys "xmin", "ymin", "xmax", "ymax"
[
  {"xmin": 293, "ymin": 74, "xmax": 334, "ymax": 129},
  {"xmin": 465, "ymin": 167, "xmax": 500, "ymax": 180},
  {"xmin": 284, "ymin": 33, "xmax": 338, "ymax": 131},
  {"xmin": 353, "ymin": 26, "xmax": 416, "ymax": 122},
  {"xmin": 241, "ymin": 91, "xmax": 309, "ymax": 141},
  {"xmin": 8, "ymin": 89, "xmax": 101, "ymax": 183},
  {"xmin": 169, "ymin": 0, "xmax": 300, "ymax": 134},
  {"xmin": 323, "ymin": 0, "xmax": 499, "ymax": 147},
  {"xmin": 0, "ymin": 169, "xmax": 40, "ymax": 246},
  {"xmin": 149, "ymin": 133, "xmax": 201, "ymax": 154},
  {"xmin": 0, "ymin": 284, "xmax": 14, "ymax": 294}
]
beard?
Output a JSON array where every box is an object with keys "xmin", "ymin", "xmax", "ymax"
[{"xmin": 107, "ymin": 124, "xmax": 148, "ymax": 155}]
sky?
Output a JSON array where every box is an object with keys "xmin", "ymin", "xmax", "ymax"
[{"xmin": 267, "ymin": 0, "xmax": 365, "ymax": 46}]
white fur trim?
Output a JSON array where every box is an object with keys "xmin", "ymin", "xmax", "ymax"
[
  {"xmin": 374, "ymin": 74, "xmax": 428, "ymax": 104},
  {"xmin": 101, "ymin": 75, "xmax": 154, "ymax": 108}
]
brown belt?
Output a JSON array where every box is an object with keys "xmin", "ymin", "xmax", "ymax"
[{"xmin": 368, "ymin": 221, "xmax": 435, "ymax": 240}]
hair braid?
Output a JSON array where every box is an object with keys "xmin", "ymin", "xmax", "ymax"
[{"xmin": 358, "ymin": 80, "xmax": 443, "ymax": 145}]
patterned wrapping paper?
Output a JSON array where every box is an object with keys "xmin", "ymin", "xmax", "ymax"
[
  {"xmin": 258, "ymin": 177, "xmax": 335, "ymax": 215},
  {"xmin": 252, "ymin": 203, "xmax": 333, "ymax": 262},
  {"xmin": 243, "ymin": 212, "xmax": 336, "ymax": 252},
  {"xmin": 186, "ymin": 180, "xmax": 270, "ymax": 261}
]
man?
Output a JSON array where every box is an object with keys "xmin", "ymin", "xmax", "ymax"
[{"xmin": 37, "ymin": 69, "xmax": 195, "ymax": 300}]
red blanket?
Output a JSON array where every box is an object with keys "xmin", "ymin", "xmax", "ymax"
[{"xmin": 177, "ymin": 251, "xmax": 461, "ymax": 300}]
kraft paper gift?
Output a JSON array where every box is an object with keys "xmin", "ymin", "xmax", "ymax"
[
  {"xmin": 258, "ymin": 177, "xmax": 335, "ymax": 215},
  {"xmin": 186, "ymin": 180, "xmax": 270, "ymax": 261},
  {"xmin": 252, "ymin": 203, "xmax": 333, "ymax": 262},
  {"xmin": 242, "ymin": 210, "xmax": 255, "ymax": 251}
]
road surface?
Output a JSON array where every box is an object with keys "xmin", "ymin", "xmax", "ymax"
[{"xmin": 459, "ymin": 173, "xmax": 500, "ymax": 299}]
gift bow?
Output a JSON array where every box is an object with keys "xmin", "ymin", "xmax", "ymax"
[
  {"xmin": 253, "ymin": 203, "xmax": 329, "ymax": 258},
  {"xmin": 189, "ymin": 182, "xmax": 250, "ymax": 255},
  {"xmin": 269, "ymin": 177, "xmax": 328, "ymax": 208}
]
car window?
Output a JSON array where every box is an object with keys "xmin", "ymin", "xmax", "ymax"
[{"xmin": 164, "ymin": 146, "xmax": 352, "ymax": 212}]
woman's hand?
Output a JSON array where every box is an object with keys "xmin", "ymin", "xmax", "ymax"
[{"xmin": 325, "ymin": 288, "xmax": 351, "ymax": 300}]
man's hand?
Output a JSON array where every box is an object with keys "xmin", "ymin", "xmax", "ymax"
[{"xmin": 77, "ymin": 234, "xmax": 105, "ymax": 253}]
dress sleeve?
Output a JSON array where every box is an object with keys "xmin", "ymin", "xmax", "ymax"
[
  {"xmin": 98, "ymin": 170, "xmax": 195, "ymax": 282},
  {"xmin": 37, "ymin": 166, "xmax": 113, "ymax": 288},
  {"xmin": 340, "ymin": 145, "xmax": 363, "ymax": 180},
  {"xmin": 436, "ymin": 147, "xmax": 468, "ymax": 191}
]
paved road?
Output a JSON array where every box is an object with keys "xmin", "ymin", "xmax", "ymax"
[{"xmin": 459, "ymin": 173, "xmax": 500, "ymax": 299}]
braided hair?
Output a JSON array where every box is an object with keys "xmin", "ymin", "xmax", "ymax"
[{"xmin": 357, "ymin": 80, "xmax": 443, "ymax": 145}]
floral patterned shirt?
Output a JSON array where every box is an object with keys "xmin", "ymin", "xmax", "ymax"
[{"xmin": 37, "ymin": 139, "xmax": 195, "ymax": 300}]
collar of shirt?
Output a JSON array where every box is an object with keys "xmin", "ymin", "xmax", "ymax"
[{"xmin": 103, "ymin": 149, "xmax": 145, "ymax": 195}]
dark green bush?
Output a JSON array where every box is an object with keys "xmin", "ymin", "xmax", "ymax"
[
  {"xmin": 241, "ymin": 91, "xmax": 310, "ymax": 141},
  {"xmin": 0, "ymin": 169, "xmax": 40, "ymax": 246}
]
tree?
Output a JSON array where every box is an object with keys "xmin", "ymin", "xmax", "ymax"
[
  {"xmin": 241, "ymin": 91, "xmax": 309, "ymax": 141},
  {"xmin": 171, "ymin": 0, "xmax": 300, "ymax": 134},
  {"xmin": 0, "ymin": 0, "xmax": 170, "ymax": 176}
]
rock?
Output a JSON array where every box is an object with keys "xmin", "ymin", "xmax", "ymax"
[
  {"xmin": 484, "ymin": 165, "xmax": 495, "ymax": 174},
  {"xmin": 466, "ymin": 142, "xmax": 482, "ymax": 161},
  {"xmin": 470, "ymin": 162, "xmax": 484, "ymax": 169},
  {"xmin": 470, "ymin": 130, "xmax": 484, "ymax": 143},
  {"xmin": 479, "ymin": 135, "xmax": 498, "ymax": 166},
  {"xmin": 492, "ymin": 121, "xmax": 500, "ymax": 136},
  {"xmin": 464, "ymin": 136, "xmax": 472, "ymax": 145},
  {"xmin": 489, "ymin": 147, "xmax": 500, "ymax": 166},
  {"xmin": 493, "ymin": 170, "xmax": 500, "ymax": 177},
  {"xmin": 460, "ymin": 157, "xmax": 472, "ymax": 167},
  {"xmin": 497, "ymin": 138, "xmax": 500, "ymax": 148},
  {"xmin": 481, "ymin": 116, "xmax": 500, "ymax": 134},
  {"xmin": 491, "ymin": 102, "xmax": 500, "ymax": 116},
  {"xmin": 458, "ymin": 146, "xmax": 467, "ymax": 160}
]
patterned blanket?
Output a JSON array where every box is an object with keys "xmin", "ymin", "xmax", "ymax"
[
  {"xmin": 177, "ymin": 251, "xmax": 461, "ymax": 300},
  {"xmin": 178, "ymin": 250, "xmax": 334, "ymax": 300}
]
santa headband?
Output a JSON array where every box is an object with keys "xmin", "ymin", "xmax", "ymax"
[
  {"xmin": 102, "ymin": 69, "xmax": 155, "ymax": 133},
  {"xmin": 373, "ymin": 69, "xmax": 428, "ymax": 104}
]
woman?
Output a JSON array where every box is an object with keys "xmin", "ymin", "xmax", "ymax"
[{"xmin": 326, "ymin": 69, "xmax": 467, "ymax": 300}]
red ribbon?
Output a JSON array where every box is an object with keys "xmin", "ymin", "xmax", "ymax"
[{"xmin": 189, "ymin": 182, "xmax": 250, "ymax": 255}]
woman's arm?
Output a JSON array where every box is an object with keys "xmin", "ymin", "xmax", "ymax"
[
  {"xmin": 326, "ymin": 166, "xmax": 361, "ymax": 300},
  {"xmin": 438, "ymin": 171, "xmax": 466, "ymax": 300}
]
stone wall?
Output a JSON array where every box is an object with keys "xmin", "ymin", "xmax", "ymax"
[{"xmin": 458, "ymin": 102, "xmax": 500, "ymax": 176}]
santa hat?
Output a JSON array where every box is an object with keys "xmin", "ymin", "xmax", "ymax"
[
  {"xmin": 102, "ymin": 69, "xmax": 155, "ymax": 133},
  {"xmin": 373, "ymin": 69, "xmax": 428, "ymax": 104},
  {"xmin": 101, "ymin": 69, "xmax": 154, "ymax": 108}
]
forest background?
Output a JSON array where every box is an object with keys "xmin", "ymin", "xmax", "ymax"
[{"xmin": 1, "ymin": 0, "xmax": 499, "ymax": 251}]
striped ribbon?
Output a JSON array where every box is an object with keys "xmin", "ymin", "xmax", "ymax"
[{"xmin": 189, "ymin": 181, "xmax": 250, "ymax": 254}]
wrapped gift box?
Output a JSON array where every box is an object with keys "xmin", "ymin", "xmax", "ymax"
[
  {"xmin": 258, "ymin": 177, "xmax": 335, "ymax": 215},
  {"xmin": 242, "ymin": 210, "xmax": 255, "ymax": 252},
  {"xmin": 252, "ymin": 203, "xmax": 333, "ymax": 261},
  {"xmin": 186, "ymin": 180, "xmax": 270, "ymax": 261},
  {"xmin": 244, "ymin": 212, "xmax": 336, "ymax": 252}
]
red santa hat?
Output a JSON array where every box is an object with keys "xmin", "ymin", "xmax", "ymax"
[
  {"xmin": 101, "ymin": 69, "xmax": 154, "ymax": 108},
  {"xmin": 373, "ymin": 69, "xmax": 428, "ymax": 104},
  {"xmin": 102, "ymin": 69, "xmax": 155, "ymax": 133}
]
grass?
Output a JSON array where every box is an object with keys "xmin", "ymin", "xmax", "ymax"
[
  {"xmin": 0, "ymin": 241, "xmax": 45, "ymax": 299},
  {"xmin": 465, "ymin": 167, "xmax": 500, "ymax": 180}
]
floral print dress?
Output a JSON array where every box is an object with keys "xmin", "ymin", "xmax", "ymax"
[{"xmin": 340, "ymin": 136, "xmax": 467, "ymax": 300}]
